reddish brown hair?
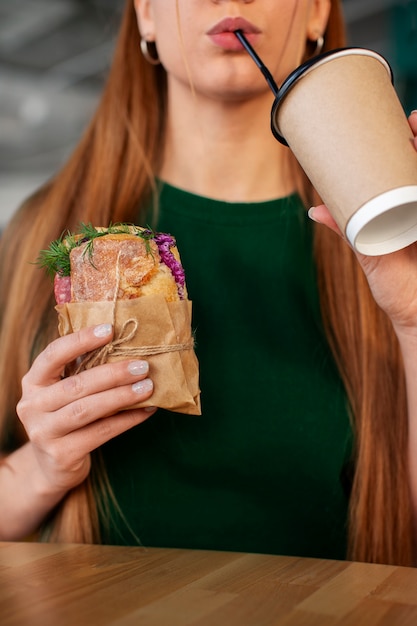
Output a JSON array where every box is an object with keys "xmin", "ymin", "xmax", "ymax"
[{"xmin": 0, "ymin": 0, "xmax": 414, "ymax": 563}]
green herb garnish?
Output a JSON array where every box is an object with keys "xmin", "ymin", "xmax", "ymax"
[
  {"xmin": 37, "ymin": 237, "xmax": 72, "ymax": 278},
  {"xmin": 37, "ymin": 223, "xmax": 157, "ymax": 278}
]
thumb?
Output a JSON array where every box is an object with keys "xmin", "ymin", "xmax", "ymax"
[{"xmin": 308, "ymin": 204, "xmax": 342, "ymax": 237}]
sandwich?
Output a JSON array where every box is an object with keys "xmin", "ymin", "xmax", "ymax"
[
  {"xmin": 38, "ymin": 224, "xmax": 201, "ymax": 415},
  {"xmin": 39, "ymin": 223, "xmax": 187, "ymax": 305}
]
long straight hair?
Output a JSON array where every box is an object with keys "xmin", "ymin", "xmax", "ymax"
[{"xmin": 0, "ymin": 1, "xmax": 414, "ymax": 563}]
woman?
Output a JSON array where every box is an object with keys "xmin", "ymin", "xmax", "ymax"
[{"xmin": 0, "ymin": 0, "xmax": 416, "ymax": 565}]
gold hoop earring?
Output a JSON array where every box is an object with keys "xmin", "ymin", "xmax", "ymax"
[
  {"xmin": 140, "ymin": 38, "xmax": 160, "ymax": 65},
  {"xmin": 314, "ymin": 35, "xmax": 324, "ymax": 56}
]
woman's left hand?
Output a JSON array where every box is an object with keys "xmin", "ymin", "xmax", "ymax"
[{"xmin": 309, "ymin": 111, "xmax": 417, "ymax": 335}]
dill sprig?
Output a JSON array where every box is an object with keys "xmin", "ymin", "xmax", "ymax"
[
  {"xmin": 37, "ymin": 223, "xmax": 157, "ymax": 278},
  {"xmin": 37, "ymin": 237, "xmax": 71, "ymax": 278}
]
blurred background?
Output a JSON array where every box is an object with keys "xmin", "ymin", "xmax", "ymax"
[{"xmin": 1, "ymin": 0, "xmax": 417, "ymax": 229}]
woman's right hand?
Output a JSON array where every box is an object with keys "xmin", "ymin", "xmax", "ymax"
[{"xmin": 16, "ymin": 323, "xmax": 156, "ymax": 498}]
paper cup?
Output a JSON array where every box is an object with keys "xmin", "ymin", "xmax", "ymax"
[{"xmin": 271, "ymin": 48, "xmax": 417, "ymax": 255}]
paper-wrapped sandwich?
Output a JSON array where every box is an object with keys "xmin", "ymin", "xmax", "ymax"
[{"xmin": 38, "ymin": 224, "xmax": 201, "ymax": 415}]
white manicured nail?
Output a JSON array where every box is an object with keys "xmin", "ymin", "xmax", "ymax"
[
  {"xmin": 132, "ymin": 379, "xmax": 153, "ymax": 394},
  {"xmin": 128, "ymin": 360, "xmax": 149, "ymax": 375},
  {"xmin": 94, "ymin": 323, "xmax": 112, "ymax": 338}
]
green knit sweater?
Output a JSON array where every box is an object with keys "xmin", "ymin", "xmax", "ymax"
[{"xmin": 100, "ymin": 182, "xmax": 352, "ymax": 560}]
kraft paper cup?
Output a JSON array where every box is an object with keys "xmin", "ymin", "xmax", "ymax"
[{"xmin": 271, "ymin": 48, "xmax": 417, "ymax": 256}]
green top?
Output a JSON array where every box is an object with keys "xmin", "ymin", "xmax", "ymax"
[{"xmin": 101, "ymin": 182, "xmax": 352, "ymax": 560}]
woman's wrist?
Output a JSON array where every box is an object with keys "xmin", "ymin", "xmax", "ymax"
[
  {"xmin": 392, "ymin": 321, "xmax": 417, "ymax": 351},
  {"xmin": 0, "ymin": 443, "xmax": 70, "ymax": 540}
]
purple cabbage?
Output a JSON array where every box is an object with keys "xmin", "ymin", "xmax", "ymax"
[{"xmin": 153, "ymin": 232, "xmax": 186, "ymax": 300}]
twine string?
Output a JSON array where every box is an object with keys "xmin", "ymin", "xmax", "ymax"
[{"xmin": 73, "ymin": 251, "xmax": 193, "ymax": 374}]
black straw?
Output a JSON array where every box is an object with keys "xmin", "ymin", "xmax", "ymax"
[{"xmin": 234, "ymin": 30, "xmax": 279, "ymax": 97}]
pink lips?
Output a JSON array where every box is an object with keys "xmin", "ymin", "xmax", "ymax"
[{"xmin": 207, "ymin": 17, "xmax": 260, "ymax": 51}]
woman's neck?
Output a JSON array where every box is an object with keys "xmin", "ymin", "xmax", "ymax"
[{"xmin": 159, "ymin": 86, "xmax": 296, "ymax": 203}]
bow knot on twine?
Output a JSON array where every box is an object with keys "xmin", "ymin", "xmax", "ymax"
[{"xmin": 75, "ymin": 318, "xmax": 194, "ymax": 373}]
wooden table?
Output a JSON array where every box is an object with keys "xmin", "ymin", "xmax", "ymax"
[{"xmin": 1, "ymin": 542, "xmax": 417, "ymax": 625}]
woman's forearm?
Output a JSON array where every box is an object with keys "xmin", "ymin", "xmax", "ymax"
[
  {"xmin": 0, "ymin": 443, "xmax": 68, "ymax": 540},
  {"xmin": 394, "ymin": 328, "xmax": 417, "ymax": 530}
]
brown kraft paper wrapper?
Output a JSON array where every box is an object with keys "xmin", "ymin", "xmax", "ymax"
[{"xmin": 55, "ymin": 294, "xmax": 201, "ymax": 415}]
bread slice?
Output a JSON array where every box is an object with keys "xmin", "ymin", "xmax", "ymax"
[{"xmin": 70, "ymin": 232, "xmax": 182, "ymax": 302}]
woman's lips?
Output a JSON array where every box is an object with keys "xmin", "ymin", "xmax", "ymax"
[{"xmin": 207, "ymin": 17, "xmax": 260, "ymax": 51}]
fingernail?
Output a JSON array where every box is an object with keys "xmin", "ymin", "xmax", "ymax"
[
  {"xmin": 94, "ymin": 323, "xmax": 112, "ymax": 338},
  {"xmin": 144, "ymin": 406, "xmax": 157, "ymax": 413},
  {"xmin": 128, "ymin": 360, "xmax": 149, "ymax": 375},
  {"xmin": 308, "ymin": 206, "xmax": 320, "ymax": 223},
  {"xmin": 132, "ymin": 378, "xmax": 153, "ymax": 394}
]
